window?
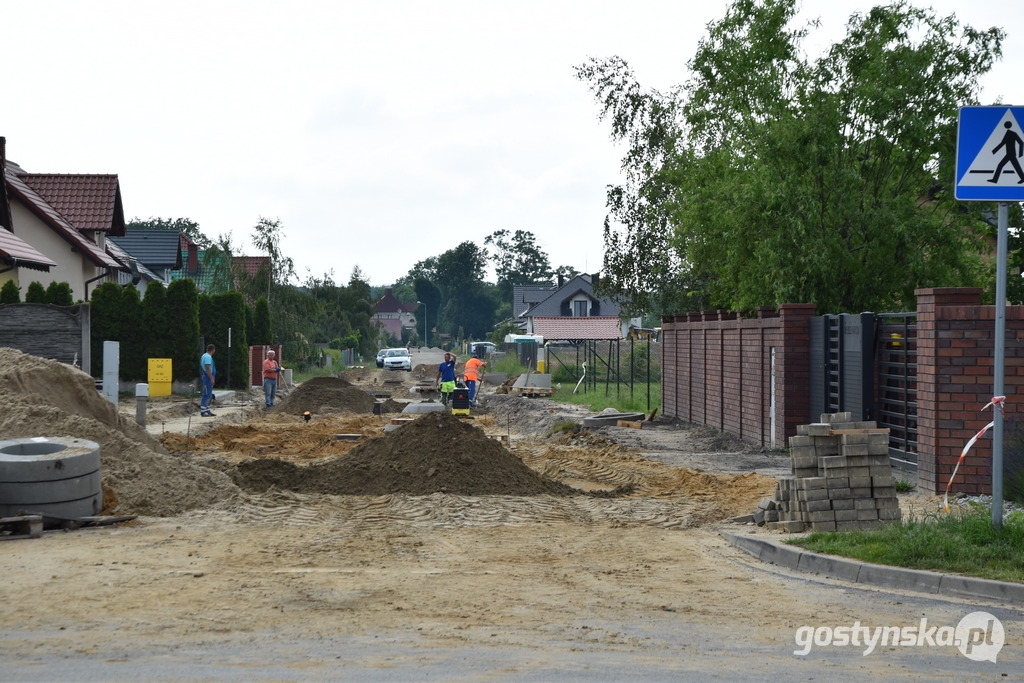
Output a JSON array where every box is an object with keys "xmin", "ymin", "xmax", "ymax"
[{"xmin": 573, "ymin": 300, "xmax": 588, "ymax": 317}]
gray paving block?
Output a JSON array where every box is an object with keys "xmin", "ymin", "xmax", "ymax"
[
  {"xmin": 797, "ymin": 552, "xmax": 863, "ymax": 582},
  {"xmin": 719, "ymin": 532, "xmax": 765, "ymax": 560},
  {"xmin": 938, "ymin": 574, "xmax": 1024, "ymax": 603},
  {"xmin": 758, "ymin": 541, "xmax": 804, "ymax": 570},
  {"xmin": 857, "ymin": 563, "xmax": 942, "ymax": 593}
]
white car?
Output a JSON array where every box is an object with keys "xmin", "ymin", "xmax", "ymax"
[{"xmin": 382, "ymin": 348, "xmax": 412, "ymax": 371}]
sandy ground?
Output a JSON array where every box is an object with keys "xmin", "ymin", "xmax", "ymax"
[{"xmin": 2, "ymin": 353, "xmax": 1021, "ymax": 680}]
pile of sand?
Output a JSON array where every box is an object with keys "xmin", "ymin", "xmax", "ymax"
[
  {"xmin": 272, "ymin": 376, "xmax": 400, "ymax": 416},
  {"xmin": 0, "ymin": 348, "xmax": 240, "ymax": 516},
  {"xmin": 232, "ymin": 411, "xmax": 579, "ymax": 496}
]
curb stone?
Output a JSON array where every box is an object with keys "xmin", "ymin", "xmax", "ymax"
[{"xmin": 720, "ymin": 531, "xmax": 1024, "ymax": 604}]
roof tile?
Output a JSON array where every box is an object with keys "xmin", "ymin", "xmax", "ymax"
[
  {"xmin": 532, "ymin": 316, "xmax": 622, "ymax": 340},
  {"xmin": 0, "ymin": 227, "xmax": 56, "ymax": 271},
  {"xmin": 17, "ymin": 173, "xmax": 124, "ymax": 235}
]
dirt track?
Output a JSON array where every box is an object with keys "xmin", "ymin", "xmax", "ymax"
[{"xmin": 2, "ymin": 352, "xmax": 1021, "ymax": 680}]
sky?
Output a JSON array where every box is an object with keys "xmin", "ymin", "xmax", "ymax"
[{"xmin": 3, "ymin": 0, "xmax": 1024, "ymax": 287}]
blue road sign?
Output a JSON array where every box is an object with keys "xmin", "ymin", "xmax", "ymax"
[{"xmin": 956, "ymin": 106, "xmax": 1024, "ymax": 201}]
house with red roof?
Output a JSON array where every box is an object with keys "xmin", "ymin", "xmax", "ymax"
[
  {"xmin": 0, "ymin": 137, "xmax": 130, "ymax": 300},
  {"xmin": 372, "ymin": 288, "xmax": 419, "ymax": 342}
]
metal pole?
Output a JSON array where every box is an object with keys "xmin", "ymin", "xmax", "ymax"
[{"xmin": 993, "ymin": 202, "xmax": 1008, "ymax": 528}]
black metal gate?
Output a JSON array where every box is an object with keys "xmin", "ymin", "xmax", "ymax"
[
  {"xmin": 874, "ymin": 313, "xmax": 918, "ymax": 470},
  {"xmin": 810, "ymin": 312, "xmax": 918, "ymax": 472}
]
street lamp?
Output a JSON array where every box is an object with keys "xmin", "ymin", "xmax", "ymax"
[{"xmin": 416, "ymin": 301, "xmax": 426, "ymax": 348}]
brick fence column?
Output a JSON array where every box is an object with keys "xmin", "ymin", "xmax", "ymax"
[
  {"xmin": 915, "ymin": 287, "xmax": 987, "ymax": 494},
  {"xmin": 778, "ymin": 303, "xmax": 816, "ymax": 446}
]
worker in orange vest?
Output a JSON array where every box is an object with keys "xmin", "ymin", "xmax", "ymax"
[{"xmin": 463, "ymin": 353, "xmax": 486, "ymax": 407}]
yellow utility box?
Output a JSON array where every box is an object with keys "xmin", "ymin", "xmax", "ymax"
[{"xmin": 148, "ymin": 358, "xmax": 173, "ymax": 397}]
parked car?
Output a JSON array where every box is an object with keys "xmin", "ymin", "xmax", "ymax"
[
  {"xmin": 382, "ymin": 348, "xmax": 412, "ymax": 371},
  {"xmin": 375, "ymin": 349, "xmax": 388, "ymax": 368},
  {"xmin": 470, "ymin": 341, "xmax": 496, "ymax": 357}
]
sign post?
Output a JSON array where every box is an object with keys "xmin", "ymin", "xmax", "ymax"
[{"xmin": 955, "ymin": 105, "xmax": 1024, "ymax": 528}]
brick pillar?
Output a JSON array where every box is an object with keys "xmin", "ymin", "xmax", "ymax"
[
  {"xmin": 777, "ymin": 303, "xmax": 816, "ymax": 446},
  {"xmin": 915, "ymin": 287, "xmax": 988, "ymax": 494}
]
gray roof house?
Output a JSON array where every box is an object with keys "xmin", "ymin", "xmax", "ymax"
[
  {"xmin": 513, "ymin": 273, "xmax": 638, "ymax": 341},
  {"xmin": 109, "ymin": 229, "xmax": 181, "ymax": 288}
]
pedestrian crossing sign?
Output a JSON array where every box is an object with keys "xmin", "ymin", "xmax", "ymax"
[{"xmin": 955, "ymin": 106, "xmax": 1024, "ymax": 201}]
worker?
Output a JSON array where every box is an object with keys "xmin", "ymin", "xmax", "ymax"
[
  {"xmin": 263, "ymin": 350, "xmax": 283, "ymax": 408},
  {"xmin": 435, "ymin": 352, "xmax": 457, "ymax": 406},
  {"xmin": 463, "ymin": 353, "xmax": 486, "ymax": 407},
  {"xmin": 199, "ymin": 344, "xmax": 216, "ymax": 417}
]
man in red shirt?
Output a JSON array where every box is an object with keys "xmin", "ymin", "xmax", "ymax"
[
  {"xmin": 463, "ymin": 353, "xmax": 486, "ymax": 407},
  {"xmin": 263, "ymin": 350, "xmax": 283, "ymax": 408}
]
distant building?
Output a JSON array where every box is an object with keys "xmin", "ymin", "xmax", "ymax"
[
  {"xmin": 372, "ymin": 288, "xmax": 419, "ymax": 341},
  {"xmin": 513, "ymin": 273, "xmax": 639, "ymax": 342}
]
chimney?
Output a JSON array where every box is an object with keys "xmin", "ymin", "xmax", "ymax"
[
  {"xmin": 557, "ymin": 273, "xmax": 564, "ymax": 288},
  {"xmin": 591, "ymin": 272, "xmax": 600, "ymax": 289}
]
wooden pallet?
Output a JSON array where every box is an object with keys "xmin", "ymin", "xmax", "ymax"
[
  {"xmin": 511, "ymin": 387, "xmax": 555, "ymax": 397},
  {"xmin": 0, "ymin": 515, "xmax": 44, "ymax": 540},
  {"xmin": 616, "ymin": 420, "xmax": 644, "ymax": 429}
]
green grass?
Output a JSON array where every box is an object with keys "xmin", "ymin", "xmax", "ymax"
[
  {"xmin": 787, "ymin": 508, "xmax": 1024, "ymax": 583},
  {"xmin": 894, "ymin": 477, "xmax": 916, "ymax": 493},
  {"xmin": 489, "ymin": 354, "xmax": 661, "ymax": 414},
  {"xmin": 551, "ymin": 382, "xmax": 660, "ymax": 414}
]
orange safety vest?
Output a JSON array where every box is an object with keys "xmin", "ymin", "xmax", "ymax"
[{"xmin": 464, "ymin": 357, "xmax": 484, "ymax": 381}]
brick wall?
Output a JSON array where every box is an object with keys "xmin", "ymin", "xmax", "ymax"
[
  {"xmin": 662, "ymin": 288, "xmax": 1015, "ymax": 496},
  {"xmin": 661, "ymin": 303, "xmax": 815, "ymax": 448},
  {"xmin": 915, "ymin": 287, "xmax": 1022, "ymax": 495}
]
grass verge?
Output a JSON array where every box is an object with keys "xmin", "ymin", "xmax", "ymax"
[
  {"xmin": 787, "ymin": 507, "xmax": 1024, "ymax": 583},
  {"xmin": 551, "ymin": 384, "xmax": 660, "ymax": 414}
]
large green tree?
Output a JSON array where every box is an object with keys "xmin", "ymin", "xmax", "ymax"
[
  {"xmin": 577, "ymin": 0, "xmax": 1005, "ymax": 314},
  {"xmin": 484, "ymin": 229, "xmax": 554, "ymax": 301},
  {"xmin": 165, "ymin": 278, "xmax": 201, "ymax": 382}
]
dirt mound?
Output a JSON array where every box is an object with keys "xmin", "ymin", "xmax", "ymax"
[
  {"xmin": 273, "ymin": 375, "xmax": 378, "ymax": 415},
  {"xmin": 0, "ymin": 347, "xmax": 239, "ymax": 516},
  {"xmin": 232, "ymin": 411, "xmax": 578, "ymax": 496}
]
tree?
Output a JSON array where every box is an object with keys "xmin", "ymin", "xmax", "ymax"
[
  {"xmin": 433, "ymin": 241, "xmax": 493, "ymax": 338},
  {"xmin": 251, "ymin": 216, "xmax": 296, "ymax": 296},
  {"xmin": 47, "ymin": 281, "xmax": 74, "ymax": 305},
  {"xmin": 119, "ymin": 285, "xmax": 146, "ymax": 380},
  {"xmin": 127, "ymin": 216, "xmax": 211, "ymax": 249},
  {"xmin": 199, "ymin": 291, "xmax": 248, "ymax": 388},
  {"xmin": 89, "ymin": 282, "xmax": 122, "ymax": 376},
  {"xmin": 142, "ymin": 281, "xmax": 170, "ymax": 359},
  {"xmin": 24, "ymin": 281, "xmax": 47, "ymax": 304},
  {"xmin": 484, "ymin": 229, "xmax": 554, "ymax": 300},
  {"xmin": 577, "ymin": 0, "xmax": 1005, "ymax": 314},
  {"xmin": 203, "ymin": 233, "xmax": 240, "ymax": 295},
  {"xmin": 0, "ymin": 280, "xmax": 20, "ymax": 303},
  {"xmin": 166, "ymin": 278, "xmax": 200, "ymax": 382},
  {"xmin": 251, "ymin": 297, "xmax": 272, "ymax": 345}
]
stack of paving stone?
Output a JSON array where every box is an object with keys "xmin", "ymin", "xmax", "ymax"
[{"xmin": 743, "ymin": 412, "xmax": 902, "ymax": 532}]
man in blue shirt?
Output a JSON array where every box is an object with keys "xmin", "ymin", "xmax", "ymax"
[
  {"xmin": 199, "ymin": 344, "xmax": 216, "ymax": 417},
  {"xmin": 434, "ymin": 352, "xmax": 457, "ymax": 406}
]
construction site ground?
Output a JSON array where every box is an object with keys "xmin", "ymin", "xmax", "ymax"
[{"xmin": 1, "ymin": 347, "xmax": 1020, "ymax": 681}]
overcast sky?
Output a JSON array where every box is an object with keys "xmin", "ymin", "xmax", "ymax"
[{"xmin": 4, "ymin": 1, "xmax": 1023, "ymax": 287}]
